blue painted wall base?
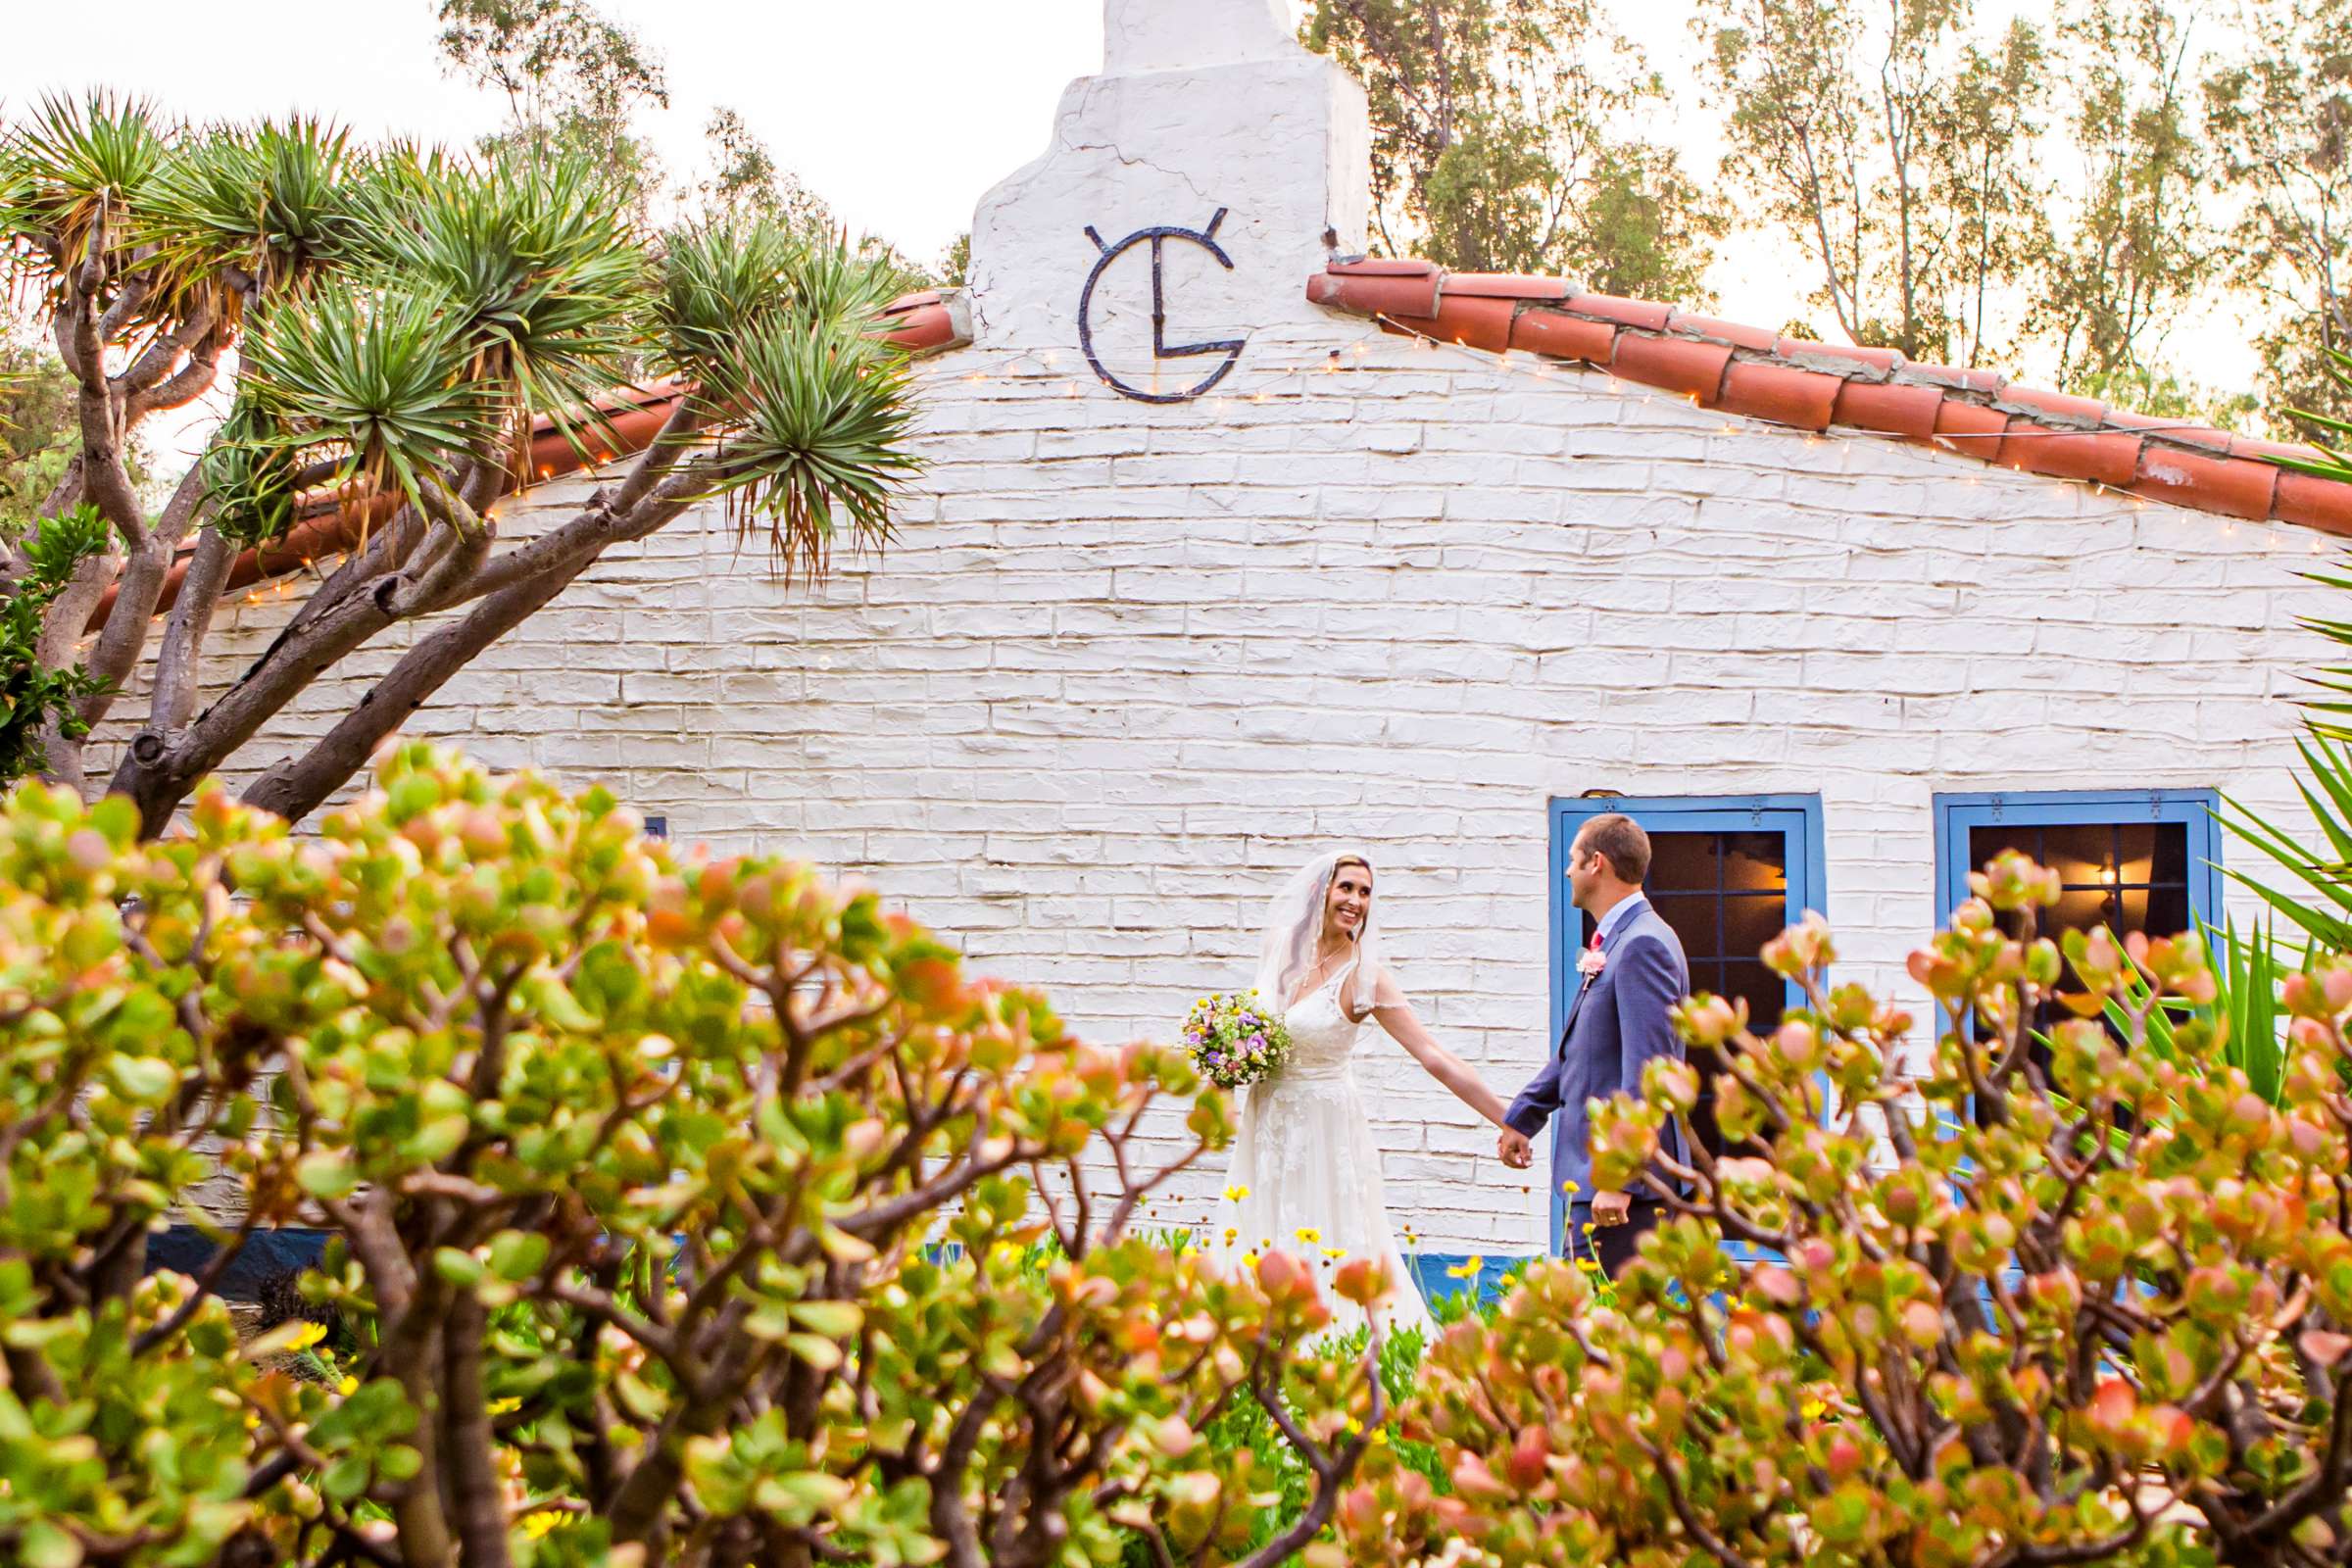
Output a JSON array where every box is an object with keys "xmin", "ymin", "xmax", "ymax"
[{"xmin": 152, "ymin": 1225, "xmax": 1543, "ymax": 1314}]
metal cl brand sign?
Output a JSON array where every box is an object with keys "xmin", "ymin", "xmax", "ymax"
[{"xmin": 1077, "ymin": 207, "xmax": 1245, "ymax": 404}]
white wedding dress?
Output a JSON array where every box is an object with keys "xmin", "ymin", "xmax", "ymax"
[{"xmin": 1215, "ymin": 956, "xmax": 1438, "ymax": 1342}]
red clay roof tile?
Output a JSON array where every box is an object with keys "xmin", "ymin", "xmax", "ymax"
[
  {"xmin": 881, "ymin": 303, "xmax": 961, "ymax": 356},
  {"xmin": 1778, "ymin": 338, "xmax": 1904, "ymax": 374},
  {"xmin": 2161, "ymin": 425, "xmax": 2239, "ymax": 454},
  {"xmin": 1563, "ymin": 292, "xmax": 1675, "ymax": 332},
  {"xmin": 1999, "ymin": 421, "xmax": 2141, "ymax": 488},
  {"xmin": 2229, "ymin": 433, "xmax": 2319, "ymax": 465},
  {"xmin": 1306, "ymin": 270, "xmax": 1443, "ymax": 319},
  {"xmin": 1510, "ymin": 308, "xmax": 1615, "ymax": 364},
  {"xmin": 1305, "ymin": 258, "xmax": 2352, "ymax": 534},
  {"xmin": 1611, "ymin": 334, "xmax": 1733, "ymax": 405},
  {"xmin": 1831, "ymin": 380, "xmax": 1943, "ymax": 439},
  {"xmin": 1718, "ymin": 361, "xmax": 1841, "ymax": 431},
  {"xmin": 1445, "ymin": 273, "xmax": 1571, "ymax": 300},
  {"xmin": 2000, "ymin": 385, "xmax": 2105, "ymax": 425},
  {"xmin": 2274, "ymin": 469, "xmax": 2352, "ymax": 537},
  {"xmin": 1668, "ymin": 313, "xmax": 1781, "ymax": 352},
  {"xmin": 1931, "ymin": 399, "xmax": 2010, "ymax": 448},
  {"xmin": 2132, "ymin": 447, "xmax": 2278, "ymax": 519},
  {"xmin": 1419, "ymin": 294, "xmax": 1515, "ymax": 353},
  {"xmin": 1900, "ymin": 362, "xmax": 2005, "ymax": 395},
  {"xmin": 1326, "ymin": 257, "xmax": 1443, "ymax": 277}
]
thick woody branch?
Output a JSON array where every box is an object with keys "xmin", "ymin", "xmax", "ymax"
[
  {"xmin": 115, "ymin": 304, "xmax": 219, "ymax": 404},
  {"xmin": 111, "ymin": 574, "xmax": 407, "ymax": 834},
  {"xmin": 76, "ymin": 465, "xmax": 210, "ymax": 730},
  {"xmin": 235, "ymin": 434, "xmax": 707, "ymax": 827},
  {"xmin": 1231, "ymin": 1345, "xmax": 1382, "ymax": 1568},
  {"xmin": 236, "ymin": 535, "xmax": 582, "ymax": 825},
  {"xmin": 443, "ymin": 405, "xmax": 706, "ymax": 609},
  {"xmin": 148, "ymin": 524, "xmax": 238, "ymax": 737},
  {"xmin": 126, "ymin": 333, "xmax": 228, "ymax": 422},
  {"xmin": 67, "ymin": 293, "xmax": 147, "ymax": 549}
]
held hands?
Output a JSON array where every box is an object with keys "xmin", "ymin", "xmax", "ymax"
[{"xmin": 1495, "ymin": 1127, "xmax": 1533, "ymax": 1169}]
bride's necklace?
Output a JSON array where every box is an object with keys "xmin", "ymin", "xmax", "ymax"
[{"xmin": 1296, "ymin": 942, "xmax": 1354, "ymax": 1002}]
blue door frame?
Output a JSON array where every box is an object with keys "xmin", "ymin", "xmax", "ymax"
[{"xmin": 1545, "ymin": 794, "xmax": 1828, "ymax": 1256}]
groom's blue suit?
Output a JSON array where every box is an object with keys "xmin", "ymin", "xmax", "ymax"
[{"xmin": 1505, "ymin": 897, "xmax": 1690, "ymax": 1226}]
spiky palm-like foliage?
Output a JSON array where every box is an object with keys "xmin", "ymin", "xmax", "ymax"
[
  {"xmin": 1, "ymin": 94, "xmax": 933, "ymax": 837},
  {"xmin": 135, "ymin": 120, "xmax": 355, "ymax": 315}
]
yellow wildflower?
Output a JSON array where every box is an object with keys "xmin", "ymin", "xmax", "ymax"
[
  {"xmin": 1224, "ymin": 1184, "xmax": 1250, "ymax": 1201},
  {"xmin": 1445, "ymin": 1255, "xmax": 1483, "ymax": 1280},
  {"xmin": 520, "ymin": 1511, "xmax": 565, "ymax": 1541},
  {"xmin": 1294, "ymin": 1226, "xmax": 1323, "ymax": 1246},
  {"xmin": 1321, "ymin": 1247, "xmax": 1347, "ymax": 1260},
  {"xmin": 1800, "ymin": 1397, "xmax": 1827, "ymax": 1420},
  {"xmin": 1560, "ymin": 1179, "xmax": 1581, "ymax": 1195},
  {"xmin": 283, "ymin": 1321, "xmax": 326, "ymax": 1351},
  {"xmin": 487, "ymin": 1397, "xmax": 521, "ymax": 1416},
  {"xmin": 337, "ymin": 1376, "xmax": 360, "ymax": 1396}
]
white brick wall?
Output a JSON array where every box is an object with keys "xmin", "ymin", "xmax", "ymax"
[{"xmin": 92, "ymin": 323, "xmax": 2338, "ymax": 1256}]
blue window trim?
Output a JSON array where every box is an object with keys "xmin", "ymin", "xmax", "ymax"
[
  {"xmin": 1930, "ymin": 789, "xmax": 2225, "ymax": 931},
  {"xmin": 1545, "ymin": 794, "xmax": 1827, "ymax": 1257}
]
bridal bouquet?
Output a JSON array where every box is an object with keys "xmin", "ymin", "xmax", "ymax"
[{"xmin": 1182, "ymin": 991, "xmax": 1292, "ymax": 1091}]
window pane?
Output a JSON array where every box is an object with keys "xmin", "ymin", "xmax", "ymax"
[
  {"xmin": 2114, "ymin": 822, "xmax": 2159, "ymax": 887},
  {"xmin": 1971, "ymin": 824, "xmax": 2038, "ymax": 869},
  {"xmin": 2145, "ymin": 883, "xmax": 2190, "ymax": 937},
  {"xmin": 2042, "ymin": 822, "xmax": 2114, "ymax": 887},
  {"xmin": 1721, "ymin": 832, "xmax": 1788, "ymax": 892},
  {"xmin": 1646, "ymin": 832, "xmax": 1716, "ymax": 892},
  {"xmin": 2049, "ymin": 887, "xmax": 2111, "ymax": 940},
  {"xmin": 2148, "ymin": 821, "xmax": 2190, "ymax": 886},
  {"xmin": 1724, "ymin": 960, "xmax": 1786, "ymax": 1031},
  {"xmin": 1723, "ymin": 892, "xmax": 1787, "ymax": 960},
  {"xmin": 1651, "ymin": 894, "xmax": 1723, "ymax": 960}
]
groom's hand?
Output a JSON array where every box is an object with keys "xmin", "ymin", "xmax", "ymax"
[
  {"xmin": 1496, "ymin": 1129, "xmax": 1532, "ymax": 1169},
  {"xmin": 1592, "ymin": 1189, "xmax": 1632, "ymax": 1227}
]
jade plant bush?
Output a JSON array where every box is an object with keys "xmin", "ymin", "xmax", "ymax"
[
  {"xmin": 0, "ymin": 744, "xmax": 1385, "ymax": 1568},
  {"xmin": 1340, "ymin": 851, "xmax": 2352, "ymax": 1568}
]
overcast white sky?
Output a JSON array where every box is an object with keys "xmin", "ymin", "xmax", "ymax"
[
  {"xmin": 4, "ymin": 0, "xmax": 1105, "ymax": 273},
  {"xmin": 3, "ymin": 0, "xmax": 2257, "ymax": 431}
]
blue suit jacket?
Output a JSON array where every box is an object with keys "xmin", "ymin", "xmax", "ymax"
[{"xmin": 1505, "ymin": 901, "xmax": 1690, "ymax": 1206}]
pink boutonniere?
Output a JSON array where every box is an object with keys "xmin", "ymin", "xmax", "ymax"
[{"xmin": 1577, "ymin": 948, "xmax": 1607, "ymax": 980}]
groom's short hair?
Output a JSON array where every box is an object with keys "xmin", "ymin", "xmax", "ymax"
[{"xmin": 1582, "ymin": 813, "xmax": 1651, "ymax": 885}]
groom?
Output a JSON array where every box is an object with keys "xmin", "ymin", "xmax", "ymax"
[{"xmin": 1496, "ymin": 813, "xmax": 1690, "ymax": 1278}]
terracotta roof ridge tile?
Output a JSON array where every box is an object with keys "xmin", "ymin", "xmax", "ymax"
[{"xmin": 1304, "ymin": 256, "xmax": 2352, "ymax": 537}]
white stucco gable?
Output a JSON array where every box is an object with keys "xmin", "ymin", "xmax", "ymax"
[{"xmin": 968, "ymin": 0, "xmax": 1369, "ymax": 387}]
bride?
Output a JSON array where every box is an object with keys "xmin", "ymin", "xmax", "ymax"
[{"xmin": 1214, "ymin": 851, "xmax": 1516, "ymax": 1339}]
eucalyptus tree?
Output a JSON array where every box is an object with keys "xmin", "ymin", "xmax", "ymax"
[
  {"xmin": 2206, "ymin": 0, "xmax": 2352, "ymax": 430},
  {"xmin": 0, "ymin": 95, "xmax": 921, "ymax": 836},
  {"xmin": 1304, "ymin": 0, "xmax": 1726, "ymax": 303},
  {"xmin": 1694, "ymin": 0, "xmax": 2058, "ymax": 365}
]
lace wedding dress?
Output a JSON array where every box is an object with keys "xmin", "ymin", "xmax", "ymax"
[{"xmin": 1215, "ymin": 956, "xmax": 1437, "ymax": 1341}]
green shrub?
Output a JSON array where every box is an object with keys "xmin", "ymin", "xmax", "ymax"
[
  {"xmin": 1341, "ymin": 857, "xmax": 2352, "ymax": 1567},
  {"xmin": 0, "ymin": 746, "xmax": 1386, "ymax": 1567}
]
